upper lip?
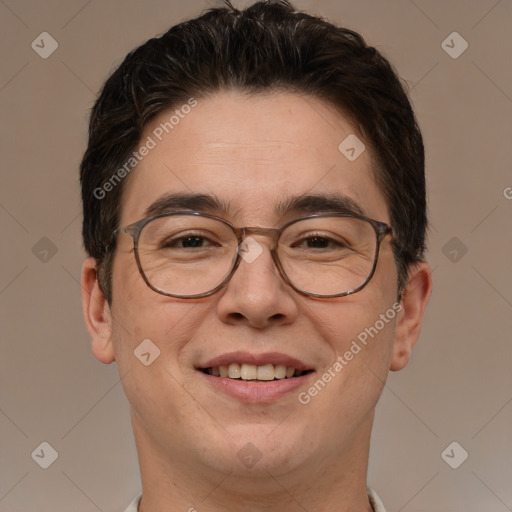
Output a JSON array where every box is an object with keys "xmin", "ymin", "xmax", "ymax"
[{"xmin": 198, "ymin": 351, "xmax": 313, "ymax": 372}]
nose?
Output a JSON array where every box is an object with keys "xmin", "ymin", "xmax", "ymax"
[{"xmin": 215, "ymin": 236, "xmax": 299, "ymax": 329}]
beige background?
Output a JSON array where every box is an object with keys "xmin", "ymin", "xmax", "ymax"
[{"xmin": 1, "ymin": 0, "xmax": 511, "ymax": 510}]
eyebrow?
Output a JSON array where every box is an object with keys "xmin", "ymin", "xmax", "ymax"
[{"xmin": 143, "ymin": 191, "xmax": 366, "ymax": 221}]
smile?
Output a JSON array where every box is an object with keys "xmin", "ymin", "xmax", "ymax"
[{"xmin": 201, "ymin": 363, "xmax": 312, "ymax": 381}]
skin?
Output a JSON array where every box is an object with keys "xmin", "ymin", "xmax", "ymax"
[{"xmin": 81, "ymin": 90, "xmax": 431, "ymax": 512}]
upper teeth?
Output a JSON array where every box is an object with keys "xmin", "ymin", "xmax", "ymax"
[{"xmin": 209, "ymin": 363, "xmax": 299, "ymax": 380}]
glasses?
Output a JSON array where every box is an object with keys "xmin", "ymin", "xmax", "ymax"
[{"xmin": 113, "ymin": 211, "xmax": 392, "ymax": 299}]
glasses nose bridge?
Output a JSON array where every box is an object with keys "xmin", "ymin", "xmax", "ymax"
[{"xmin": 239, "ymin": 226, "xmax": 281, "ymax": 245}]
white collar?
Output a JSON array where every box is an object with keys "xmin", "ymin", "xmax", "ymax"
[
  {"xmin": 124, "ymin": 489, "xmax": 386, "ymax": 511},
  {"xmin": 368, "ymin": 487, "xmax": 387, "ymax": 512}
]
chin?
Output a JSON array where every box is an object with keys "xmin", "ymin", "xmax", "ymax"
[{"xmin": 202, "ymin": 421, "xmax": 316, "ymax": 477}]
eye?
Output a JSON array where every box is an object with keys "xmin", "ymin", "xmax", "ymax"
[
  {"xmin": 291, "ymin": 233, "xmax": 348, "ymax": 250},
  {"xmin": 160, "ymin": 232, "xmax": 219, "ymax": 249}
]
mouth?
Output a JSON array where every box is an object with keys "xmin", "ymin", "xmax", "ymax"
[
  {"xmin": 200, "ymin": 363, "xmax": 314, "ymax": 381},
  {"xmin": 196, "ymin": 352, "xmax": 315, "ymax": 403}
]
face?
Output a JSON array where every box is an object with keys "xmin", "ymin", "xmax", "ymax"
[{"xmin": 83, "ymin": 90, "xmax": 429, "ymax": 487}]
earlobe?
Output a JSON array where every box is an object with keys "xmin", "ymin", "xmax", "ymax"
[
  {"xmin": 390, "ymin": 261, "xmax": 432, "ymax": 371},
  {"xmin": 81, "ymin": 257, "xmax": 115, "ymax": 364}
]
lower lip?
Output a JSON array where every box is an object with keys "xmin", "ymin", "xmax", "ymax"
[{"xmin": 198, "ymin": 371, "xmax": 314, "ymax": 403}]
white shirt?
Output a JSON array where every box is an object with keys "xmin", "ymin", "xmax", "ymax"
[{"xmin": 124, "ymin": 488, "xmax": 386, "ymax": 511}]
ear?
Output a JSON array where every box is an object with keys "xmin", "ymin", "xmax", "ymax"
[
  {"xmin": 390, "ymin": 261, "xmax": 432, "ymax": 371},
  {"xmin": 81, "ymin": 257, "xmax": 115, "ymax": 364}
]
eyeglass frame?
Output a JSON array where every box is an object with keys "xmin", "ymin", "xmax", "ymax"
[{"xmin": 112, "ymin": 211, "xmax": 393, "ymax": 299}]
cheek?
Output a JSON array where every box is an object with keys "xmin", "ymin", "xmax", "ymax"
[
  {"xmin": 301, "ymin": 279, "xmax": 399, "ymax": 402},
  {"xmin": 108, "ymin": 292, "xmax": 200, "ymax": 441},
  {"xmin": 109, "ymin": 252, "xmax": 210, "ymax": 371},
  {"xmin": 304, "ymin": 283, "xmax": 396, "ymax": 356},
  {"xmin": 342, "ymin": 249, "xmax": 399, "ymax": 365},
  {"xmin": 294, "ymin": 301, "xmax": 397, "ymax": 459},
  {"xmin": 109, "ymin": 253, "xmax": 169, "ymax": 363}
]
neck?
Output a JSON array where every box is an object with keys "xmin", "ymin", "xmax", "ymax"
[{"xmin": 132, "ymin": 411, "xmax": 375, "ymax": 512}]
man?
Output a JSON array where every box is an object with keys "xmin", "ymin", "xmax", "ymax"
[{"xmin": 80, "ymin": 1, "xmax": 432, "ymax": 510}]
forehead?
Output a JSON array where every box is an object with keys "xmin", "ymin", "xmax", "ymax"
[{"xmin": 119, "ymin": 91, "xmax": 389, "ymax": 226}]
